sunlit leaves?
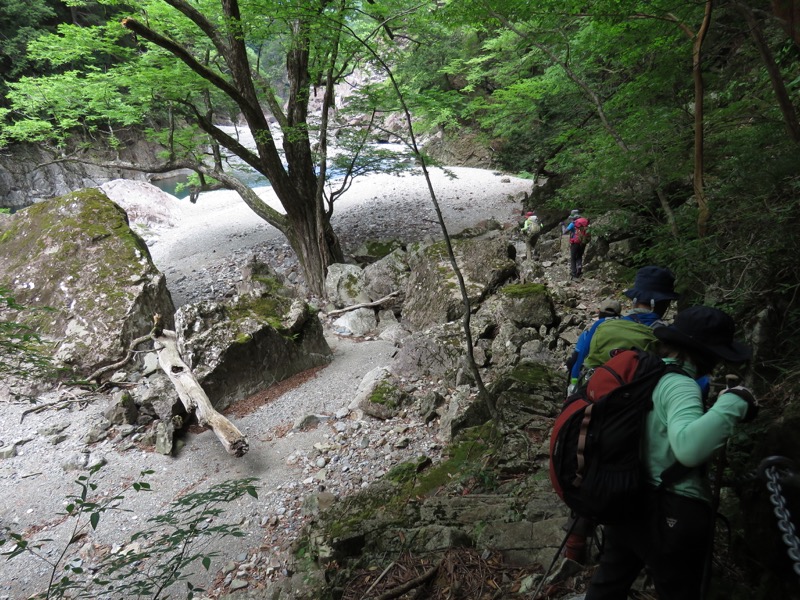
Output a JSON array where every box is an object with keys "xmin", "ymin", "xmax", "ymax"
[{"xmin": 26, "ymin": 21, "xmax": 134, "ymax": 68}]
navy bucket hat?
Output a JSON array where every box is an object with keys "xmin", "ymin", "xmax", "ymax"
[
  {"xmin": 623, "ymin": 266, "xmax": 680, "ymax": 304},
  {"xmin": 654, "ymin": 306, "xmax": 752, "ymax": 363}
]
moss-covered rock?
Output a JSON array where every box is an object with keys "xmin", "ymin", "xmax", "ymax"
[
  {"xmin": 175, "ymin": 293, "xmax": 332, "ymax": 410},
  {"xmin": 0, "ymin": 188, "xmax": 175, "ymax": 375},
  {"xmin": 402, "ymin": 232, "xmax": 517, "ymax": 332},
  {"xmin": 325, "ymin": 263, "xmax": 370, "ymax": 309}
]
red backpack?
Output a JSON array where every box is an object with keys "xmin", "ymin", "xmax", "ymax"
[
  {"xmin": 548, "ymin": 349, "xmax": 689, "ymax": 523},
  {"xmin": 570, "ymin": 217, "xmax": 590, "ymax": 245}
]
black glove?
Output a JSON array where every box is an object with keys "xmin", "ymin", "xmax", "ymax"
[{"xmin": 725, "ymin": 385, "xmax": 759, "ymax": 423}]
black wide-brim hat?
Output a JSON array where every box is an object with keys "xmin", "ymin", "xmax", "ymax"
[
  {"xmin": 623, "ymin": 265, "xmax": 681, "ymax": 303},
  {"xmin": 654, "ymin": 306, "xmax": 752, "ymax": 363}
]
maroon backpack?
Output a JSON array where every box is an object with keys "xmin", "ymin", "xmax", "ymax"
[{"xmin": 549, "ymin": 349, "xmax": 689, "ymax": 523}]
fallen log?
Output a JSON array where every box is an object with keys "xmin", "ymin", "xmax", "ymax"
[
  {"xmin": 152, "ymin": 329, "xmax": 249, "ymax": 457},
  {"xmin": 326, "ymin": 291, "xmax": 400, "ymax": 317}
]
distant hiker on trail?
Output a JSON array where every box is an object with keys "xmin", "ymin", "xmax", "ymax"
[
  {"xmin": 585, "ymin": 305, "xmax": 756, "ymax": 600},
  {"xmin": 565, "ymin": 216, "xmax": 590, "ymax": 279},
  {"xmin": 565, "ymin": 298, "xmax": 622, "ymax": 395},
  {"xmin": 561, "ymin": 209, "xmax": 581, "ymax": 234},
  {"xmin": 520, "ymin": 212, "xmax": 541, "ymax": 260},
  {"xmin": 560, "ymin": 209, "xmax": 581, "ymax": 254}
]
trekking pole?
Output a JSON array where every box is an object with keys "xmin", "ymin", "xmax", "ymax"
[
  {"xmin": 701, "ymin": 373, "xmax": 740, "ymax": 598},
  {"xmin": 531, "ymin": 517, "xmax": 578, "ymax": 599}
]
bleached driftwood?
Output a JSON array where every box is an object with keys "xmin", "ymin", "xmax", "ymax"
[
  {"xmin": 326, "ymin": 291, "xmax": 400, "ymax": 317},
  {"xmin": 153, "ymin": 329, "xmax": 249, "ymax": 457}
]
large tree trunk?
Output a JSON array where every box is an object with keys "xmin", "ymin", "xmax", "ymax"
[
  {"xmin": 692, "ymin": 0, "xmax": 713, "ymax": 237},
  {"xmin": 286, "ymin": 203, "xmax": 344, "ymax": 296},
  {"xmin": 739, "ymin": 2, "xmax": 800, "ymax": 143},
  {"xmin": 124, "ymin": 2, "xmax": 343, "ymax": 298}
]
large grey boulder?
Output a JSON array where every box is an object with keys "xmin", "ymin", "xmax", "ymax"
[
  {"xmin": 402, "ymin": 231, "xmax": 517, "ymax": 332},
  {"xmin": 391, "ymin": 322, "xmax": 466, "ymax": 382},
  {"xmin": 99, "ymin": 179, "xmax": 183, "ymax": 229},
  {"xmin": 474, "ymin": 282, "xmax": 556, "ymax": 330},
  {"xmin": 363, "ymin": 248, "xmax": 410, "ymax": 301},
  {"xmin": 175, "ymin": 293, "xmax": 332, "ymax": 410},
  {"xmin": 0, "ymin": 189, "xmax": 175, "ymax": 375},
  {"xmin": 332, "ymin": 307, "xmax": 378, "ymax": 337},
  {"xmin": 325, "ymin": 263, "xmax": 370, "ymax": 308}
]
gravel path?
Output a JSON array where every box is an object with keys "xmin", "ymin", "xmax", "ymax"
[{"xmin": 0, "ymin": 167, "xmax": 533, "ymax": 598}]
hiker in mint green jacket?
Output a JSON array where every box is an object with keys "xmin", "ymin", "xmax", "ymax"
[{"xmin": 586, "ymin": 306, "xmax": 757, "ymax": 600}]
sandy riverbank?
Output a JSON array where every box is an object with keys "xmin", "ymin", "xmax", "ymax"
[{"xmin": 105, "ymin": 166, "xmax": 534, "ymax": 305}]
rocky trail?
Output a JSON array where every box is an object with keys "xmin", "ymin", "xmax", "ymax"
[{"xmin": 0, "ymin": 168, "xmax": 607, "ymax": 599}]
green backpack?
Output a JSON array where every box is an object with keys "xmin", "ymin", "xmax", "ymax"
[{"xmin": 585, "ymin": 318, "xmax": 659, "ymax": 368}]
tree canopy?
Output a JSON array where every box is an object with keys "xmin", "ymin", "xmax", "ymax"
[
  {"xmin": 1, "ymin": 0, "xmax": 798, "ymax": 329},
  {"xmin": 1, "ymin": 0, "xmax": 415, "ymax": 296},
  {"xmin": 380, "ymin": 0, "xmax": 799, "ymax": 324}
]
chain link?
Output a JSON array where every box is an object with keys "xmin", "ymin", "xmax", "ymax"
[{"xmin": 759, "ymin": 457, "xmax": 800, "ymax": 580}]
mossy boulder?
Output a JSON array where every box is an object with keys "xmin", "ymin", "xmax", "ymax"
[
  {"xmin": 363, "ymin": 247, "xmax": 410, "ymax": 302},
  {"xmin": 0, "ymin": 188, "xmax": 175, "ymax": 375},
  {"xmin": 402, "ymin": 232, "xmax": 517, "ymax": 332},
  {"xmin": 350, "ymin": 366, "xmax": 409, "ymax": 420},
  {"xmin": 482, "ymin": 282, "xmax": 556, "ymax": 329},
  {"xmin": 325, "ymin": 263, "xmax": 370, "ymax": 309},
  {"xmin": 175, "ymin": 293, "xmax": 332, "ymax": 409}
]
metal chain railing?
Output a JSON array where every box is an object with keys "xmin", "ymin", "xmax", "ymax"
[{"xmin": 758, "ymin": 456, "xmax": 800, "ymax": 580}]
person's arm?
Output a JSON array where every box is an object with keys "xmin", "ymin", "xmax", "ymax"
[
  {"xmin": 569, "ymin": 321, "xmax": 602, "ymax": 380},
  {"xmin": 656, "ymin": 373, "xmax": 749, "ymax": 467}
]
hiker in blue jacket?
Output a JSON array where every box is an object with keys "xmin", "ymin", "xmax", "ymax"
[
  {"xmin": 567, "ymin": 266, "xmax": 680, "ymax": 392},
  {"xmin": 585, "ymin": 306, "xmax": 756, "ymax": 600},
  {"xmin": 565, "ymin": 216, "xmax": 590, "ymax": 278},
  {"xmin": 566, "ymin": 298, "xmax": 621, "ymax": 394},
  {"xmin": 561, "ymin": 267, "xmax": 681, "ymax": 563}
]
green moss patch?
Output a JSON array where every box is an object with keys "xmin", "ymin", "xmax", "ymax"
[
  {"xmin": 369, "ymin": 381, "xmax": 399, "ymax": 406},
  {"xmin": 500, "ymin": 283, "xmax": 547, "ymax": 298},
  {"xmin": 362, "ymin": 240, "xmax": 402, "ymax": 259},
  {"xmin": 508, "ymin": 363, "xmax": 552, "ymax": 386},
  {"xmin": 226, "ymin": 294, "xmax": 292, "ymax": 331}
]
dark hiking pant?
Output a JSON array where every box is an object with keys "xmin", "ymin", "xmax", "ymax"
[
  {"xmin": 569, "ymin": 243, "xmax": 585, "ymax": 277},
  {"xmin": 525, "ymin": 232, "xmax": 541, "ymax": 260},
  {"xmin": 586, "ymin": 491, "xmax": 712, "ymax": 600}
]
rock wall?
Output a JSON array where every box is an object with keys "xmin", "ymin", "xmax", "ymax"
[
  {"xmin": 422, "ymin": 128, "xmax": 496, "ymax": 168},
  {"xmin": 0, "ymin": 135, "xmax": 164, "ymax": 211}
]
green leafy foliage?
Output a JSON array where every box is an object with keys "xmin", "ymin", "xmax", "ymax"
[
  {"xmin": 0, "ymin": 288, "xmax": 56, "ymax": 386},
  {"xmin": 1, "ymin": 465, "xmax": 259, "ymax": 599},
  {"xmin": 0, "ymin": 0, "xmax": 58, "ymax": 100}
]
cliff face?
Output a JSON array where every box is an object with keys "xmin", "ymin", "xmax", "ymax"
[{"xmin": 0, "ymin": 135, "xmax": 164, "ymax": 211}]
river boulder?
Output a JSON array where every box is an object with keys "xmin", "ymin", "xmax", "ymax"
[
  {"xmin": 0, "ymin": 188, "xmax": 175, "ymax": 376},
  {"xmin": 175, "ymin": 290, "xmax": 332, "ymax": 410},
  {"xmin": 402, "ymin": 231, "xmax": 518, "ymax": 332}
]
